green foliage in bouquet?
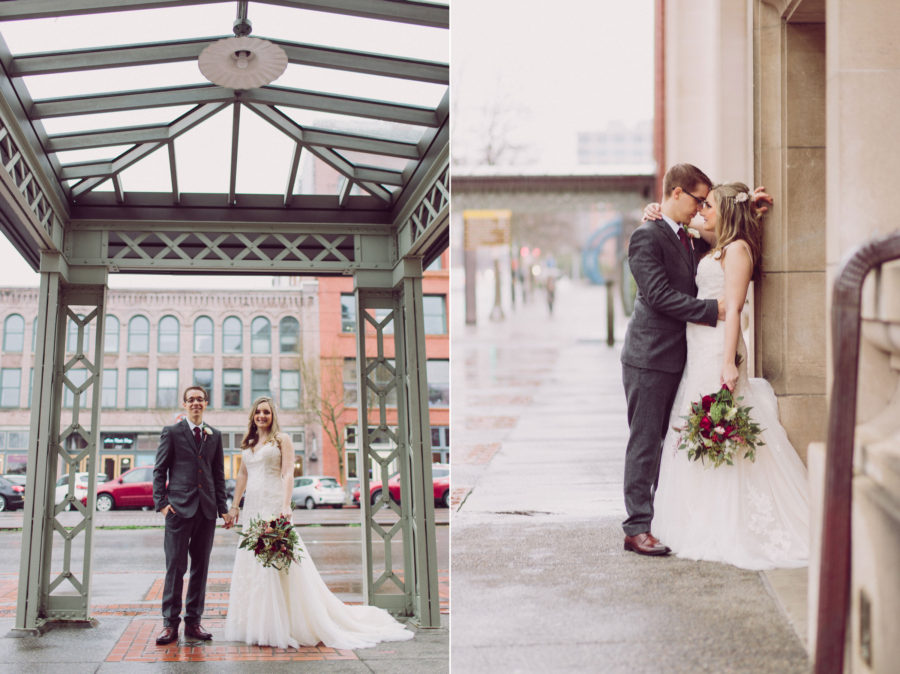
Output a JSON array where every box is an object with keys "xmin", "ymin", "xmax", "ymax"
[
  {"xmin": 237, "ymin": 514, "xmax": 302, "ymax": 571},
  {"xmin": 678, "ymin": 385, "xmax": 763, "ymax": 468}
]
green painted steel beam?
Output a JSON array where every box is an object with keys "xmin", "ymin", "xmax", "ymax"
[
  {"xmin": 0, "ymin": 0, "xmax": 449, "ymax": 29},
  {"xmin": 11, "ymin": 37, "xmax": 448, "ymax": 85},
  {"xmin": 32, "ymin": 84, "xmax": 438, "ymax": 128}
]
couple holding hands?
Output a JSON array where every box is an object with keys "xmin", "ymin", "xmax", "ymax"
[{"xmin": 152, "ymin": 385, "xmax": 413, "ymax": 649}]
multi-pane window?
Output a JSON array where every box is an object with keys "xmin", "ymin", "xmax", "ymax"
[
  {"xmin": 427, "ymin": 359, "xmax": 450, "ymax": 407},
  {"xmin": 126, "ymin": 368, "xmax": 148, "ymax": 408},
  {"xmin": 102, "ymin": 369, "xmax": 117, "ymax": 408},
  {"xmin": 157, "ymin": 369, "xmax": 178, "ymax": 408},
  {"xmin": 223, "ymin": 316, "xmax": 242, "ymax": 354},
  {"xmin": 342, "ymin": 358, "xmax": 397, "ymax": 406},
  {"xmin": 431, "ymin": 426, "xmax": 450, "ymax": 464},
  {"xmin": 423, "ymin": 295, "xmax": 447, "ymax": 334},
  {"xmin": 251, "ymin": 317, "xmax": 270, "ymax": 353},
  {"xmin": 158, "ymin": 316, "xmax": 180, "ymax": 353},
  {"xmin": 223, "ymin": 369, "xmax": 242, "ymax": 408},
  {"xmin": 280, "ymin": 370, "xmax": 300, "ymax": 409},
  {"xmin": 279, "ymin": 316, "xmax": 299, "ymax": 353},
  {"xmin": 66, "ymin": 315, "xmax": 90, "ymax": 353},
  {"xmin": 250, "ymin": 369, "xmax": 270, "ymax": 402},
  {"xmin": 0, "ymin": 368, "xmax": 21, "ymax": 407},
  {"xmin": 342, "ymin": 358, "xmax": 357, "ymax": 405},
  {"xmin": 340, "ymin": 295, "xmax": 355, "ymax": 332},
  {"xmin": 194, "ymin": 316, "xmax": 213, "ymax": 353},
  {"xmin": 3, "ymin": 314, "xmax": 25, "ymax": 352},
  {"xmin": 128, "ymin": 316, "xmax": 150, "ymax": 353},
  {"xmin": 192, "ymin": 369, "xmax": 213, "ymax": 405},
  {"xmin": 104, "ymin": 315, "xmax": 119, "ymax": 353},
  {"xmin": 63, "ymin": 368, "xmax": 89, "ymax": 408}
]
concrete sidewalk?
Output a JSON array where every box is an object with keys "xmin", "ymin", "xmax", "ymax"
[{"xmin": 450, "ymin": 276, "xmax": 809, "ymax": 673}]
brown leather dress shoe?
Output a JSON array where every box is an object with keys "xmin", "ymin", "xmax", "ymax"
[
  {"xmin": 184, "ymin": 623, "xmax": 213, "ymax": 641},
  {"xmin": 155, "ymin": 625, "xmax": 178, "ymax": 645},
  {"xmin": 624, "ymin": 532, "xmax": 671, "ymax": 556}
]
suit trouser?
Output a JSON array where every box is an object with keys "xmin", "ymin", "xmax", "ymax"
[
  {"xmin": 162, "ymin": 509, "xmax": 216, "ymax": 627},
  {"xmin": 621, "ymin": 363, "xmax": 682, "ymax": 536}
]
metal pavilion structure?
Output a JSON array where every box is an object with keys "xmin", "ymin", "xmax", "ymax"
[{"xmin": 0, "ymin": 0, "xmax": 448, "ymax": 635}]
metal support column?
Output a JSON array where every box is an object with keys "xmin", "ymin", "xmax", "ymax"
[
  {"xmin": 10, "ymin": 257, "xmax": 106, "ymax": 635},
  {"xmin": 398, "ymin": 266, "xmax": 440, "ymax": 627},
  {"xmin": 356, "ymin": 285, "xmax": 413, "ymax": 615}
]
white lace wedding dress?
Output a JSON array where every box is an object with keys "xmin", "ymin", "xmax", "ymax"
[
  {"xmin": 223, "ymin": 442, "xmax": 414, "ymax": 649},
  {"xmin": 653, "ymin": 253, "xmax": 810, "ymax": 570}
]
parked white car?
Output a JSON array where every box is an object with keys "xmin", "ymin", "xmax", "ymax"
[
  {"xmin": 291, "ymin": 475, "xmax": 346, "ymax": 510},
  {"xmin": 54, "ymin": 472, "xmax": 108, "ymax": 511}
]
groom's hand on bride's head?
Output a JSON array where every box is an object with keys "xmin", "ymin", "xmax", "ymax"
[{"xmin": 752, "ymin": 186, "xmax": 773, "ymax": 215}]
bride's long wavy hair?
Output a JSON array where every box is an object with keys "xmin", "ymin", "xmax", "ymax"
[
  {"xmin": 710, "ymin": 181, "xmax": 762, "ymax": 281},
  {"xmin": 241, "ymin": 396, "xmax": 283, "ymax": 450}
]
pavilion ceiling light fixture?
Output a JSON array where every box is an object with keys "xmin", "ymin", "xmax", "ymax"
[{"xmin": 198, "ymin": 2, "xmax": 287, "ymax": 90}]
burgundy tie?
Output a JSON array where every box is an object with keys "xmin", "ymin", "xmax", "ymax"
[
  {"xmin": 193, "ymin": 426, "xmax": 202, "ymax": 448},
  {"xmin": 677, "ymin": 227, "xmax": 691, "ymax": 252}
]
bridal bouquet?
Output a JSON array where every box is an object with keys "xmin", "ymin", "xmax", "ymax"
[
  {"xmin": 677, "ymin": 386, "xmax": 763, "ymax": 468},
  {"xmin": 237, "ymin": 514, "xmax": 302, "ymax": 571}
]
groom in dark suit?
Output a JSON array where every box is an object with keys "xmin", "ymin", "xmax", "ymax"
[
  {"xmin": 620, "ymin": 163, "xmax": 722, "ymax": 556},
  {"xmin": 153, "ymin": 384, "xmax": 231, "ymax": 644}
]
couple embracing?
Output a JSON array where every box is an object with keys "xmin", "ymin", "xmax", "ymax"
[
  {"xmin": 152, "ymin": 385, "xmax": 413, "ymax": 648},
  {"xmin": 620, "ymin": 163, "xmax": 810, "ymax": 569}
]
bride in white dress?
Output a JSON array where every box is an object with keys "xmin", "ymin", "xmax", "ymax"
[
  {"xmin": 223, "ymin": 396, "xmax": 414, "ymax": 649},
  {"xmin": 652, "ymin": 182, "xmax": 810, "ymax": 570}
]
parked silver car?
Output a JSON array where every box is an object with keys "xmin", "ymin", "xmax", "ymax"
[
  {"xmin": 291, "ymin": 475, "xmax": 346, "ymax": 510},
  {"xmin": 54, "ymin": 472, "xmax": 109, "ymax": 511}
]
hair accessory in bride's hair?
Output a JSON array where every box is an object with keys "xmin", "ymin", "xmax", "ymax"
[{"xmin": 734, "ymin": 192, "xmax": 750, "ymax": 203}]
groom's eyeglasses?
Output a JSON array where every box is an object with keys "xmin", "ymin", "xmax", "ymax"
[
  {"xmin": 683, "ymin": 191, "xmax": 709, "ymax": 209},
  {"xmin": 185, "ymin": 396, "xmax": 207, "ymax": 403}
]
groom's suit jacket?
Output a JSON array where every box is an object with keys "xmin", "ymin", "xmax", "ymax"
[
  {"xmin": 153, "ymin": 419, "xmax": 227, "ymax": 519},
  {"xmin": 621, "ymin": 219, "xmax": 718, "ymax": 374}
]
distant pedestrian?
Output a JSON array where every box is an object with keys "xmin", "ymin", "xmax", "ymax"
[{"xmin": 546, "ymin": 276, "xmax": 556, "ymax": 315}]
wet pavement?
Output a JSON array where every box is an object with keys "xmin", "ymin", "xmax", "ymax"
[
  {"xmin": 0, "ymin": 509, "xmax": 448, "ymax": 671},
  {"xmin": 450, "ymin": 275, "xmax": 810, "ymax": 673}
]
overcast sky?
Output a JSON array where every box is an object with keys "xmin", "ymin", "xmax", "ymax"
[
  {"xmin": 0, "ymin": 1, "xmax": 655, "ymax": 286},
  {"xmin": 451, "ymin": 0, "xmax": 655, "ymax": 168}
]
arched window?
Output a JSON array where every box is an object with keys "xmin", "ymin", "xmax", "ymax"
[
  {"xmin": 279, "ymin": 316, "xmax": 299, "ymax": 354},
  {"xmin": 223, "ymin": 316, "xmax": 242, "ymax": 354},
  {"xmin": 251, "ymin": 317, "xmax": 271, "ymax": 354},
  {"xmin": 3, "ymin": 314, "xmax": 25, "ymax": 352},
  {"xmin": 67, "ymin": 315, "xmax": 90, "ymax": 353},
  {"xmin": 158, "ymin": 315, "xmax": 180, "ymax": 353},
  {"xmin": 194, "ymin": 316, "xmax": 213, "ymax": 353},
  {"xmin": 104, "ymin": 315, "xmax": 119, "ymax": 353},
  {"xmin": 127, "ymin": 316, "xmax": 150, "ymax": 353}
]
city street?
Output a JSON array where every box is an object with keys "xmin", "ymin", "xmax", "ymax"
[
  {"xmin": 450, "ymin": 276, "xmax": 809, "ymax": 673},
  {"xmin": 0, "ymin": 508, "xmax": 448, "ymax": 671}
]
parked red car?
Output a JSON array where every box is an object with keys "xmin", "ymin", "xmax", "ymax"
[
  {"xmin": 352, "ymin": 464, "xmax": 449, "ymax": 508},
  {"xmin": 90, "ymin": 465, "xmax": 155, "ymax": 511}
]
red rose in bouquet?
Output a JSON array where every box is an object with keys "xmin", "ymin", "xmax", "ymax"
[{"xmin": 677, "ymin": 386, "xmax": 763, "ymax": 468}]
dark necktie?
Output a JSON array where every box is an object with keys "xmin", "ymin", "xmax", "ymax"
[
  {"xmin": 677, "ymin": 227, "xmax": 691, "ymax": 252},
  {"xmin": 193, "ymin": 426, "xmax": 202, "ymax": 449}
]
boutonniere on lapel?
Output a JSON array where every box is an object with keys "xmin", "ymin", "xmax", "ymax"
[
  {"xmin": 681, "ymin": 224, "xmax": 700, "ymax": 249},
  {"xmin": 201, "ymin": 424, "xmax": 213, "ymax": 441}
]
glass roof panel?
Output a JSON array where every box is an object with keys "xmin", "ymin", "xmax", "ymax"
[
  {"xmin": 172, "ymin": 105, "xmax": 233, "ymax": 193},
  {"xmin": 0, "ymin": 4, "xmax": 234, "ymax": 53},
  {"xmin": 117, "ymin": 145, "xmax": 172, "ymax": 192},
  {"xmin": 245, "ymin": 4, "xmax": 448, "ymax": 62},
  {"xmin": 278, "ymin": 64, "xmax": 445, "ymax": 108},
  {"xmin": 40, "ymin": 106, "xmax": 196, "ymax": 135},
  {"xmin": 277, "ymin": 108, "xmax": 428, "ymax": 141},
  {"xmin": 21, "ymin": 62, "xmax": 209, "ymax": 99},
  {"xmin": 338, "ymin": 151, "xmax": 410, "ymax": 171},
  {"xmin": 235, "ymin": 107, "xmax": 294, "ymax": 195},
  {"xmin": 55, "ymin": 146, "xmax": 132, "ymax": 165}
]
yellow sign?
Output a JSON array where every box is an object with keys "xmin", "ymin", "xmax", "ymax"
[{"xmin": 463, "ymin": 209, "xmax": 511, "ymax": 249}]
